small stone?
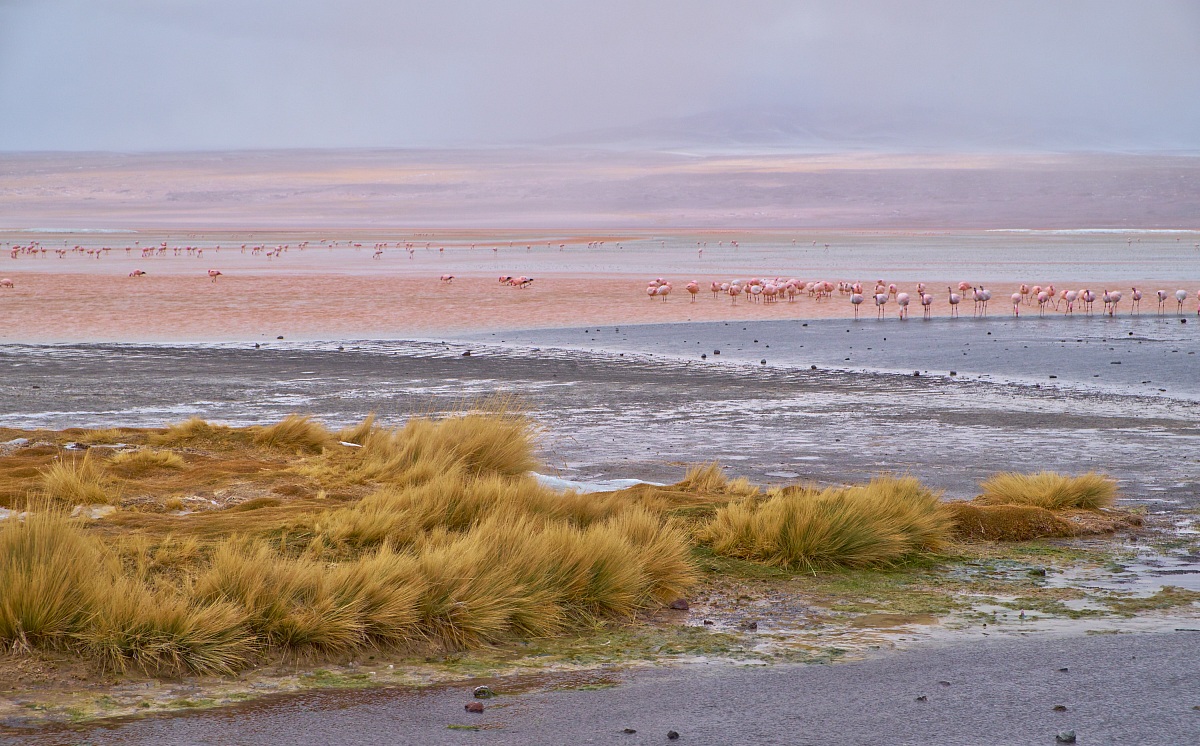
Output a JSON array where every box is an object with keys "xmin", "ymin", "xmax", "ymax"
[
  {"xmin": 760, "ymin": 359, "xmax": 766, "ymax": 365},
  {"xmin": 913, "ymin": 371, "xmax": 920, "ymax": 376},
  {"xmin": 739, "ymin": 620, "xmax": 758, "ymax": 631},
  {"xmin": 810, "ymin": 365, "xmax": 817, "ymax": 370},
  {"xmin": 462, "ymin": 350, "xmax": 472, "ymax": 357},
  {"xmin": 668, "ymin": 599, "xmax": 689, "ymax": 611},
  {"xmin": 1057, "ymin": 667, "xmax": 1069, "ymax": 673},
  {"xmin": 623, "ymin": 728, "xmax": 637, "ymax": 734},
  {"xmin": 701, "ymin": 354, "xmax": 707, "ymax": 359},
  {"xmin": 713, "ymin": 349, "xmax": 720, "ymax": 355},
  {"xmin": 277, "ymin": 336, "xmax": 284, "ymax": 340},
  {"xmin": 667, "ymin": 730, "xmax": 680, "ymax": 740},
  {"xmin": 1055, "ymin": 730, "xmax": 1076, "ymax": 743},
  {"xmin": 473, "ymin": 685, "xmax": 494, "ymax": 699},
  {"xmin": 1053, "ymin": 705, "xmax": 1068, "ymax": 712},
  {"xmin": 702, "ymin": 619, "xmax": 714, "ymax": 625},
  {"xmin": 1028, "ymin": 567, "xmax": 1047, "ymax": 577},
  {"xmin": 915, "ymin": 695, "xmax": 927, "ymax": 702},
  {"xmin": 465, "ymin": 702, "xmax": 484, "ymax": 713},
  {"xmin": 937, "ymin": 680, "xmax": 951, "ymax": 686}
]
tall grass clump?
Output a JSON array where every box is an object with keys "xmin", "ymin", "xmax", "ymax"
[
  {"xmin": 977, "ymin": 471, "xmax": 1117, "ymax": 510},
  {"xmin": 0, "ymin": 508, "xmax": 99, "ymax": 649},
  {"xmin": 252, "ymin": 415, "xmax": 334, "ymax": 453},
  {"xmin": 701, "ymin": 476, "xmax": 951, "ymax": 571},
  {"xmin": 676, "ymin": 462, "xmax": 759, "ymax": 498},
  {"xmin": 358, "ymin": 410, "xmax": 538, "ymax": 483},
  {"xmin": 336, "ymin": 413, "xmax": 377, "ymax": 445},
  {"xmin": 40, "ymin": 451, "xmax": 111, "ymax": 504},
  {"xmin": 150, "ymin": 417, "xmax": 243, "ymax": 448},
  {"xmin": 108, "ymin": 449, "xmax": 186, "ymax": 477}
]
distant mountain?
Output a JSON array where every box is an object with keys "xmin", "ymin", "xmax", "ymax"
[{"xmin": 540, "ymin": 105, "xmax": 1199, "ymax": 154}]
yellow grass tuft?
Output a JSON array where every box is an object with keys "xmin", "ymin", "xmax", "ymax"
[
  {"xmin": 358, "ymin": 411, "xmax": 538, "ymax": 483},
  {"xmin": 701, "ymin": 476, "xmax": 951, "ymax": 570},
  {"xmin": 676, "ymin": 462, "xmax": 759, "ymax": 498},
  {"xmin": 74, "ymin": 428, "xmax": 125, "ymax": 445},
  {"xmin": 108, "ymin": 449, "xmax": 187, "ymax": 477},
  {"xmin": 977, "ymin": 471, "xmax": 1117, "ymax": 510},
  {"xmin": 0, "ymin": 508, "xmax": 99, "ymax": 648},
  {"xmin": 40, "ymin": 451, "xmax": 112, "ymax": 504},
  {"xmin": 945, "ymin": 502, "xmax": 1075, "ymax": 541},
  {"xmin": 150, "ymin": 417, "xmax": 245, "ymax": 448},
  {"xmin": 336, "ymin": 413, "xmax": 377, "ymax": 445},
  {"xmin": 252, "ymin": 415, "xmax": 335, "ymax": 453}
]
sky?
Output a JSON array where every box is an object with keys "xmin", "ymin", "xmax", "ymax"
[{"xmin": 1, "ymin": 1, "xmax": 1198, "ymax": 152}]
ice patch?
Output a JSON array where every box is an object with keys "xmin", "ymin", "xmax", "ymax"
[{"xmin": 532, "ymin": 472, "xmax": 661, "ymax": 494}]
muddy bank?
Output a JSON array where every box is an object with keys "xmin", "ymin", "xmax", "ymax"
[{"xmin": 10, "ymin": 629, "xmax": 1199, "ymax": 745}]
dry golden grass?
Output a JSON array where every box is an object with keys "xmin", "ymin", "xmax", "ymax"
[
  {"xmin": 150, "ymin": 417, "xmax": 249, "ymax": 448},
  {"xmin": 40, "ymin": 452, "xmax": 112, "ymax": 505},
  {"xmin": 700, "ymin": 476, "xmax": 951, "ymax": 570},
  {"xmin": 108, "ymin": 449, "xmax": 186, "ymax": 477},
  {"xmin": 945, "ymin": 502, "xmax": 1075, "ymax": 541},
  {"xmin": 336, "ymin": 413, "xmax": 377, "ymax": 445},
  {"xmin": 676, "ymin": 462, "xmax": 759, "ymax": 498},
  {"xmin": 252, "ymin": 415, "xmax": 335, "ymax": 453},
  {"xmin": 73, "ymin": 428, "xmax": 125, "ymax": 445},
  {"xmin": 977, "ymin": 471, "xmax": 1118, "ymax": 510}
]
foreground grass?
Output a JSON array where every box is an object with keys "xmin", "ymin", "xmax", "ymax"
[
  {"xmin": 0, "ymin": 411, "xmax": 1152, "ymax": 688},
  {"xmin": 977, "ymin": 471, "xmax": 1117, "ymax": 510}
]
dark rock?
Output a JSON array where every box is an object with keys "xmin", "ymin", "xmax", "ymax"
[
  {"xmin": 760, "ymin": 359, "xmax": 767, "ymax": 365},
  {"xmin": 1053, "ymin": 705, "xmax": 1068, "ymax": 712},
  {"xmin": 713, "ymin": 350, "xmax": 720, "ymax": 355},
  {"xmin": 473, "ymin": 685, "xmax": 494, "ymax": 699},
  {"xmin": 465, "ymin": 702, "xmax": 484, "ymax": 713},
  {"xmin": 1055, "ymin": 730, "xmax": 1076, "ymax": 743},
  {"xmin": 938, "ymin": 680, "xmax": 951, "ymax": 687},
  {"xmin": 668, "ymin": 599, "xmax": 689, "ymax": 611},
  {"xmin": 739, "ymin": 620, "xmax": 758, "ymax": 631},
  {"xmin": 915, "ymin": 695, "xmax": 927, "ymax": 702},
  {"xmin": 462, "ymin": 350, "xmax": 472, "ymax": 357},
  {"xmin": 1028, "ymin": 567, "xmax": 1047, "ymax": 577},
  {"xmin": 913, "ymin": 371, "xmax": 920, "ymax": 376},
  {"xmin": 1058, "ymin": 667, "xmax": 1069, "ymax": 673},
  {"xmin": 276, "ymin": 336, "xmax": 284, "ymax": 340},
  {"xmin": 667, "ymin": 730, "xmax": 680, "ymax": 740},
  {"xmin": 623, "ymin": 728, "xmax": 637, "ymax": 734},
  {"xmin": 702, "ymin": 619, "xmax": 714, "ymax": 625}
]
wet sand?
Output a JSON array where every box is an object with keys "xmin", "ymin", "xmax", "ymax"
[{"xmin": 10, "ymin": 630, "xmax": 1198, "ymax": 745}]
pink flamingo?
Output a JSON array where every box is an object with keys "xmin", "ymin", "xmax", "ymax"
[
  {"xmin": 728, "ymin": 283, "xmax": 742, "ymax": 304},
  {"xmin": 947, "ymin": 287, "xmax": 961, "ymax": 317},
  {"xmin": 710, "ymin": 281, "xmax": 722, "ymax": 300},
  {"xmin": 874, "ymin": 292, "xmax": 888, "ymax": 318},
  {"xmin": 1019, "ymin": 284, "xmax": 1030, "ymax": 304},
  {"xmin": 958, "ymin": 281, "xmax": 972, "ymax": 293},
  {"xmin": 1081, "ymin": 289, "xmax": 1096, "ymax": 314},
  {"xmin": 1130, "ymin": 287, "xmax": 1142, "ymax": 314},
  {"xmin": 1064, "ymin": 289, "xmax": 1078, "ymax": 313},
  {"xmin": 972, "ymin": 287, "xmax": 986, "ymax": 316},
  {"xmin": 686, "ymin": 281, "xmax": 699, "ymax": 302},
  {"xmin": 439, "ymin": 274, "xmax": 455, "ymax": 283},
  {"xmin": 1037, "ymin": 291, "xmax": 1049, "ymax": 316},
  {"xmin": 850, "ymin": 292, "xmax": 864, "ymax": 318},
  {"xmin": 1156, "ymin": 289, "xmax": 1168, "ymax": 314},
  {"xmin": 207, "ymin": 269, "xmax": 222, "ymax": 282},
  {"xmin": 499, "ymin": 275, "xmax": 513, "ymax": 284},
  {"xmin": 896, "ymin": 292, "xmax": 910, "ymax": 319},
  {"xmin": 920, "ymin": 292, "xmax": 933, "ymax": 318},
  {"xmin": 657, "ymin": 283, "xmax": 671, "ymax": 301},
  {"xmin": 1011, "ymin": 293, "xmax": 1022, "ymax": 317},
  {"xmin": 0, "ymin": 278, "xmax": 12, "ymax": 288},
  {"xmin": 1177, "ymin": 289, "xmax": 1188, "ymax": 313},
  {"xmin": 129, "ymin": 269, "xmax": 146, "ymax": 277}
]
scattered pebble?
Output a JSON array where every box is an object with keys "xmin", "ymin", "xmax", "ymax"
[
  {"xmin": 465, "ymin": 701, "xmax": 484, "ymax": 713},
  {"xmin": 668, "ymin": 599, "xmax": 690, "ymax": 610},
  {"xmin": 622, "ymin": 728, "xmax": 637, "ymax": 734},
  {"xmin": 1055, "ymin": 730, "xmax": 1076, "ymax": 743},
  {"xmin": 1053, "ymin": 705, "xmax": 1068, "ymax": 712},
  {"xmin": 915, "ymin": 695, "xmax": 927, "ymax": 702},
  {"xmin": 667, "ymin": 730, "xmax": 680, "ymax": 740}
]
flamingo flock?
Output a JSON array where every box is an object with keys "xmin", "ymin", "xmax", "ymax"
[{"xmin": 639, "ymin": 278, "xmax": 1200, "ymax": 319}]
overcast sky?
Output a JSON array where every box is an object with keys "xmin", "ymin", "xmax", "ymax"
[{"xmin": 1, "ymin": 1, "xmax": 1198, "ymax": 152}]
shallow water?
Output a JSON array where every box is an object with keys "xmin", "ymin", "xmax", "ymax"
[{"xmin": 3, "ymin": 315, "xmax": 1198, "ymax": 508}]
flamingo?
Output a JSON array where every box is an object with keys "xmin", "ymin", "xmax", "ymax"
[
  {"xmin": 439, "ymin": 274, "xmax": 455, "ymax": 283},
  {"xmin": 1103, "ymin": 289, "xmax": 1122, "ymax": 316},
  {"xmin": 1011, "ymin": 293, "xmax": 1022, "ymax": 316},
  {"xmin": 498, "ymin": 275, "xmax": 513, "ymax": 284},
  {"xmin": 874, "ymin": 292, "xmax": 888, "ymax": 318},
  {"xmin": 1019, "ymin": 284, "xmax": 1030, "ymax": 304},
  {"xmin": 728, "ymin": 283, "xmax": 742, "ymax": 304},
  {"xmin": 657, "ymin": 282, "xmax": 671, "ymax": 301},
  {"xmin": 920, "ymin": 292, "xmax": 933, "ymax": 319},
  {"xmin": 1081, "ymin": 289, "xmax": 1096, "ymax": 314},
  {"xmin": 888, "ymin": 283, "xmax": 898, "ymax": 299},
  {"xmin": 896, "ymin": 292, "xmax": 910, "ymax": 319},
  {"xmin": 0, "ymin": 278, "xmax": 12, "ymax": 288},
  {"xmin": 958, "ymin": 281, "xmax": 972, "ymax": 293},
  {"xmin": 947, "ymin": 287, "xmax": 961, "ymax": 317},
  {"xmin": 1037, "ymin": 291, "xmax": 1049, "ymax": 316},
  {"xmin": 1130, "ymin": 287, "xmax": 1142, "ymax": 314},
  {"xmin": 979, "ymin": 287, "xmax": 992, "ymax": 315},
  {"xmin": 1177, "ymin": 289, "xmax": 1188, "ymax": 313},
  {"xmin": 850, "ymin": 292, "xmax": 864, "ymax": 318},
  {"xmin": 1156, "ymin": 289, "xmax": 1169, "ymax": 314},
  {"xmin": 1064, "ymin": 289, "xmax": 1078, "ymax": 313},
  {"xmin": 972, "ymin": 287, "xmax": 986, "ymax": 316},
  {"xmin": 207, "ymin": 269, "xmax": 222, "ymax": 282},
  {"xmin": 686, "ymin": 281, "xmax": 699, "ymax": 302},
  {"xmin": 129, "ymin": 269, "xmax": 146, "ymax": 277},
  {"xmin": 710, "ymin": 281, "xmax": 722, "ymax": 300}
]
